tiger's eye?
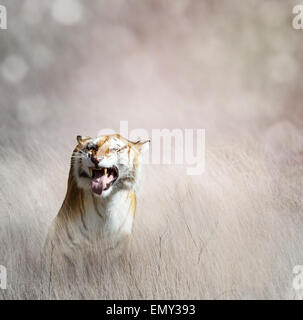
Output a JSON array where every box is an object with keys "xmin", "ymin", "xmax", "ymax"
[
  {"xmin": 117, "ymin": 145, "xmax": 127, "ymax": 152},
  {"xmin": 87, "ymin": 143, "xmax": 98, "ymax": 151}
]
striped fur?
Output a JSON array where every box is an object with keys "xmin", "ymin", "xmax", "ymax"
[{"xmin": 44, "ymin": 134, "xmax": 149, "ymax": 260}]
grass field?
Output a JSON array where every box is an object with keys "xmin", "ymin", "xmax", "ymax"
[{"xmin": 1, "ymin": 129, "xmax": 303, "ymax": 299}]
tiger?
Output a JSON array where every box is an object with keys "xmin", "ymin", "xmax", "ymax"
[{"xmin": 44, "ymin": 134, "xmax": 149, "ymax": 265}]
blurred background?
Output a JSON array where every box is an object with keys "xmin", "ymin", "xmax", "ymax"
[
  {"xmin": 1, "ymin": 0, "xmax": 302, "ymax": 145},
  {"xmin": 1, "ymin": 0, "xmax": 303, "ymax": 299}
]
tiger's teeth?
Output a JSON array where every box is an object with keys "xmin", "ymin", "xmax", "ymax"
[
  {"xmin": 104, "ymin": 168, "xmax": 107, "ymax": 175},
  {"xmin": 89, "ymin": 168, "xmax": 93, "ymax": 177}
]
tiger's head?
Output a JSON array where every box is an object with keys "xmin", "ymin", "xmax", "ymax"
[{"xmin": 71, "ymin": 134, "xmax": 149, "ymax": 198}]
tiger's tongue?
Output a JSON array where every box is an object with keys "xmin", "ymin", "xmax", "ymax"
[{"xmin": 91, "ymin": 170, "xmax": 114, "ymax": 195}]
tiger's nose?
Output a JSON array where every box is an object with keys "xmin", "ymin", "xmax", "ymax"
[{"xmin": 91, "ymin": 156, "xmax": 104, "ymax": 166}]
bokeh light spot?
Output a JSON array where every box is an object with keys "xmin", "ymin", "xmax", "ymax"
[
  {"xmin": 1, "ymin": 55, "xmax": 28, "ymax": 84},
  {"xmin": 51, "ymin": 0, "xmax": 83, "ymax": 26}
]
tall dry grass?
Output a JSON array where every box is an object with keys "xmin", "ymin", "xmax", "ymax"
[{"xmin": 1, "ymin": 128, "xmax": 303, "ymax": 299}]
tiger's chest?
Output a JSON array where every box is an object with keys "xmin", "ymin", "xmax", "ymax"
[{"xmin": 74, "ymin": 190, "xmax": 135, "ymax": 245}]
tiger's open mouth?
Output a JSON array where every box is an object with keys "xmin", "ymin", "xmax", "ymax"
[{"xmin": 89, "ymin": 166, "xmax": 119, "ymax": 195}]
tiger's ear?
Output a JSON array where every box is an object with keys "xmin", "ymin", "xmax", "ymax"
[
  {"xmin": 77, "ymin": 135, "xmax": 82, "ymax": 144},
  {"xmin": 76, "ymin": 135, "xmax": 91, "ymax": 144},
  {"xmin": 132, "ymin": 140, "xmax": 150, "ymax": 153}
]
